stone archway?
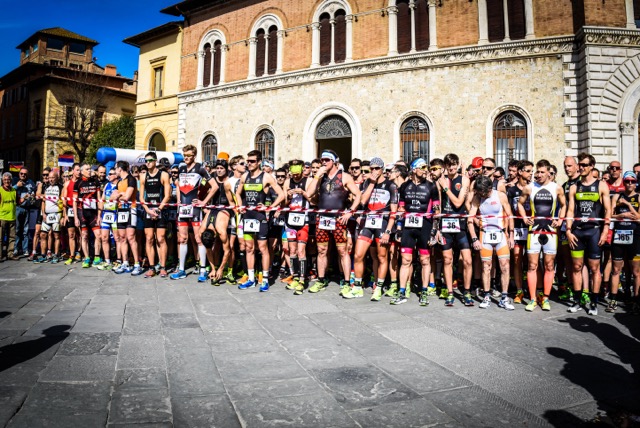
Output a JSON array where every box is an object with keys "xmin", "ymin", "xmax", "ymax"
[
  {"xmin": 302, "ymin": 102, "xmax": 361, "ymax": 162},
  {"xmin": 148, "ymin": 132, "xmax": 166, "ymax": 152}
]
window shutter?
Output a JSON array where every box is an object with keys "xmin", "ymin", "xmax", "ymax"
[
  {"xmin": 334, "ymin": 11, "xmax": 346, "ymax": 63},
  {"xmin": 487, "ymin": 0, "xmax": 505, "ymax": 42},
  {"xmin": 202, "ymin": 43, "xmax": 211, "ymax": 87},
  {"xmin": 397, "ymin": 0, "xmax": 411, "ymax": 54},
  {"xmin": 268, "ymin": 27, "xmax": 278, "ymax": 75},
  {"xmin": 507, "ymin": 0, "xmax": 526, "ymax": 40},
  {"xmin": 213, "ymin": 40, "xmax": 222, "ymax": 85},
  {"xmin": 255, "ymin": 30, "xmax": 266, "ymax": 77},
  {"xmin": 320, "ymin": 15, "xmax": 331, "ymax": 65},
  {"xmin": 415, "ymin": 0, "xmax": 430, "ymax": 52}
]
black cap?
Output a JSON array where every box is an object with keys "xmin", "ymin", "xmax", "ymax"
[
  {"xmin": 304, "ymin": 162, "xmax": 311, "ymax": 167},
  {"xmin": 158, "ymin": 158, "xmax": 171, "ymax": 168}
]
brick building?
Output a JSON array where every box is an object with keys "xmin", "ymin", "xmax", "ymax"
[
  {"xmin": 150, "ymin": 0, "xmax": 640, "ymax": 172},
  {"xmin": 0, "ymin": 28, "xmax": 137, "ymax": 172}
]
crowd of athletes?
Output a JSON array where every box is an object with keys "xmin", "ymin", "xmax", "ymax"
[{"xmin": 3, "ymin": 144, "xmax": 640, "ymax": 316}]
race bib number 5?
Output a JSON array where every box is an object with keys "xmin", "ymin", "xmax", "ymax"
[{"xmin": 365, "ymin": 214, "xmax": 383, "ymax": 230}]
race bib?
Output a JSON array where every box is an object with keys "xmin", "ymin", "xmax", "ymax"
[
  {"xmin": 483, "ymin": 230, "xmax": 502, "ymax": 245},
  {"xmin": 67, "ymin": 208, "xmax": 74, "ymax": 217},
  {"xmin": 288, "ymin": 212, "xmax": 306, "ymax": 227},
  {"xmin": 117, "ymin": 211, "xmax": 130, "ymax": 223},
  {"xmin": 514, "ymin": 228, "xmax": 528, "ymax": 241},
  {"xmin": 46, "ymin": 213, "xmax": 59, "ymax": 224},
  {"xmin": 244, "ymin": 218, "xmax": 260, "ymax": 233},
  {"xmin": 365, "ymin": 214, "xmax": 383, "ymax": 230},
  {"xmin": 178, "ymin": 205, "xmax": 194, "ymax": 219},
  {"xmin": 441, "ymin": 218, "xmax": 461, "ymax": 233},
  {"xmin": 318, "ymin": 216, "xmax": 336, "ymax": 231},
  {"xmin": 614, "ymin": 230, "xmax": 633, "ymax": 245},
  {"xmin": 102, "ymin": 212, "xmax": 116, "ymax": 224},
  {"xmin": 405, "ymin": 213, "xmax": 423, "ymax": 228},
  {"xmin": 146, "ymin": 209, "xmax": 159, "ymax": 220}
]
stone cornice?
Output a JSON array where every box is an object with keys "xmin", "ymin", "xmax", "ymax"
[
  {"xmin": 179, "ymin": 35, "xmax": 578, "ymax": 104},
  {"xmin": 579, "ymin": 26, "xmax": 640, "ymax": 46}
]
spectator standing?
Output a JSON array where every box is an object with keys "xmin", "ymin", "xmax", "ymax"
[
  {"xmin": 0, "ymin": 172, "xmax": 18, "ymax": 261},
  {"xmin": 13, "ymin": 168, "xmax": 36, "ymax": 257}
]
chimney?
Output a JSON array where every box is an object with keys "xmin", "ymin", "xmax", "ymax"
[{"xmin": 105, "ymin": 64, "xmax": 117, "ymax": 76}]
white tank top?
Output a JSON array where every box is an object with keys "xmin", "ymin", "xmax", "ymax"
[{"xmin": 479, "ymin": 190, "xmax": 505, "ymax": 230}]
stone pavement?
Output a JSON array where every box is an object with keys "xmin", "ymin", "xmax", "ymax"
[{"xmin": 0, "ymin": 259, "xmax": 639, "ymax": 428}]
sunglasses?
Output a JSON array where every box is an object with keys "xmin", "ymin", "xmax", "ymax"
[
  {"xmin": 276, "ymin": 175, "xmax": 287, "ymax": 179},
  {"xmin": 246, "ymin": 159, "xmax": 258, "ymax": 164},
  {"xmin": 145, "ymin": 159, "xmax": 156, "ymax": 163},
  {"xmin": 609, "ymin": 166, "xmax": 621, "ymax": 171},
  {"xmin": 625, "ymin": 180, "xmax": 637, "ymax": 184},
  {"xmin": 550, "ymin": 171, "xmax": 556, "ymax": 175},
  {"xmin": 429, "ymin": 166, "xmax": 442, "ymax": 172},
  {"xmin": 237, "ymin": 162, "xmax": 246, "ymax": 166},
  {"xmin": 482, "ymin": 166, "xmax": 495, "ymax": 171},
  {"xmin": 321, "ymin": 158, "xmax": 332, "ymax": 162},
  {"xmin": 349, "ymin": 166, "xmax": 361, "ymax": 170},
  {"xmin": 171, "ymin": 170, "xmax": 179, "ymax": 174},
  {"xmin": 578, "ymin": 162, "xmax": 591, "ymax": 168},
  {"xmin": 362, "ymin": 169, "xmax": 371, "ymax": 173},
  {"xmin": 522, "ymin": 169, "xmax": 533, "ymax": 173},
  {"xmin": 108, "ymin": 172, "xmax": 116, "ymax": 176}
]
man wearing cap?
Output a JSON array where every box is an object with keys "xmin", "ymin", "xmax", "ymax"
[
  {"xmin": 306, "ymin": 149, "xmax": 362, "ymax": 293},
  {"xmin": 262, "ymin": 160, "xmax": 274, "ymax": 176},
  {"xmin": 345, "ymin": 157, "xmax": 398, "ymax": 300}
]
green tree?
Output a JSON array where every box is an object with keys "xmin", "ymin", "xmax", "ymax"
[{"xmin": 86, "ymin": 115, "xmax": 135, "ymax": 164}]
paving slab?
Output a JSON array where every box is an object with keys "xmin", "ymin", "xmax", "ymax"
[
  {"xmin": 171, "ymin": 394, "xmax": 242, "ymax": 428},
  {"xmin": 108, "ymin": 388, "xmax": 172, "ymax": 425},
  {"xmin": 117, "ymin": 334, "xmax": 166, "ymax": 369},
  {"xmin": 165, "ymin": 345, "xmax": 226, "ymax": 396},
  {"xmin": 39, "ymin": 354, "xmax": 117, "ymax": 381}
]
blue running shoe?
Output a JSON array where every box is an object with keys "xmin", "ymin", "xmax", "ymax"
[
  {"xmin": 238, "ymin": 279, "xmax": 256, "ymax": 290},
  {"xmin": 170, "ymin": 270, "xmax": 187, "ymax": 280},
  {"xmin": 130, "ymin": 265, "xmax": 144, "ymax": 276},
  {"xmin": 114, "ymin": 264, "xmax": 128, "ymax": 274},
  {"xmin": 198, "ymin": 270, "xmax": 208, "ymax": 283},
  {"xmin": 259, "ymin": 281, "xmax": 269, "ymax": 292},
  {"xmin": 123, "ymin": 264, "xmax": 134, "ymax": 274}
]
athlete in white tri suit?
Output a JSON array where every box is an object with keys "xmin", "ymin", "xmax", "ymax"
[
  {"xmin": 40, "ymin": 170, "xmax": 64, "ymax": 262},
  {"xmin": 518, "ymin": 159, "xmax": 566, "ymax": 312}
]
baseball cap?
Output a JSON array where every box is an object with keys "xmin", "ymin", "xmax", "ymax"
[
  {"xmin": 623, "ymin": 171, "xmax": 637, "ymax": 181},
  {"xmin": 471, "ymin": 157, "xmax": 484, "ymax": 169},
  {"xmin": 218, "ymin": 152, "xmax": 229, "ymax": 161},
  {"xmin": 370, "ymin": 157, "xmax": 384, "ymax": 168}
]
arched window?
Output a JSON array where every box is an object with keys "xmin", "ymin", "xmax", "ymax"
[
  {"xmin": 400, "ymin": 117, "xmax": 430, "ymax": 163},
  {"xmin": 396, "ymin": 0, "xmax": 429, "ymax": 54},
  {"xmin": 149, "ymin": 132, "xmax": 166, "ymax": 152},
  {"xmin": 198, "ymin": 30, "xmax": 226, "ymax": 88},
  {"xmin": 487, "ymin": 0, "xmax": 526, "ymax": 42},
  {"xmin": 493, "ymin": 111, "xmax": 527, "ymax": 168},
  {"xmin": 255, "ymin": 129, "xmax": 275, "ymax": 164},
  {"xmin": 312, "ymin": 0, "xmax": 353, "ymax": 67},
  {"xmin": 249, "ymin": 14, "xmax": 283, "ymax": 78},
  {"xmin": 202, "ymin": 135, "xmax": 218, "ymax": 163}
]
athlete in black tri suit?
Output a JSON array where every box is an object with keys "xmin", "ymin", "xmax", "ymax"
[
  {"xmin": 73, "ymin": 162, "xmax": 102, "ymax": 268},
  {"xmin": 565, "ymin": 153, "xmax": 612, "ymax": 315},
  {"xmin": 236, "ymin": 150, "xmax": 285, "ymax": 292}
]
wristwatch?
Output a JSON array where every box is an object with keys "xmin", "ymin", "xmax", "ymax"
[{"xmin": 384, "ymin": 229, "xmax": 391, "ymax": 235}]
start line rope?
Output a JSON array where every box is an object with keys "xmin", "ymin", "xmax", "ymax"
[{"xmin": 36, "ymin": 195, "xmax": 628, "ymax": 223}]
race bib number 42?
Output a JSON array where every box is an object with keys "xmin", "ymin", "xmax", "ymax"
[{"xmin": 318, "ymin": 216, "xmax": 336, "ymax": 231}]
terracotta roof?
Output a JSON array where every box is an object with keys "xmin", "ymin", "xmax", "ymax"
[
  {"xmin": 123, "ymin": 21, "xmax": 183, "ymax": 47},
  {"xmin": 16, "ymin": 27, "xmax": 98, "ymax": 49}
]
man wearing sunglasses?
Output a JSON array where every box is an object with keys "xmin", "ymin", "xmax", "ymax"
[
  {"xmin": 602, "ymin": 160, "xmax": 625, "ymax": 296},
  {"xmin": 171, "ymin": 145, "xmax": 219, "ymax": 282},
  {"xmin": 565, "ymin": 153, "xmax": 612, "ymax": 315},
  {"xmin": 14, "ymin": 168, "xmax": 36, "ymax": 258},
  {"xmin": 139, "ymin": 152, "xmax": 172, "ymax": 278},
  {"xmin": 348, "ymin": 158, "xmax": 364, "ymax": 185},
  {"xmin": 236, "ymin": 150, "xmax": 285, "ymax": 292},
  {"xmin": 227, "ymin": 155, "xmax": 247, "ymax": 283},
  {"xmin": 306, "ymin": 149, "xmax": 361, "ymax": 293}
]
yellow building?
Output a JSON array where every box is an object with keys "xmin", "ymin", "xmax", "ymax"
[{"xmin": 124, "ymin": 22, "xmax": 183, "ymax": 155}]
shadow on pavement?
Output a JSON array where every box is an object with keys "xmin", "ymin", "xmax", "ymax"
[
  {"xmin": 0, "ymin": 311, "xmax": 10, "ymax": 319},
  {"xmin": 543, "ymin": 316, "xmax": 640, "ymax": 427},
  {"xmin": 0, "ymin": 325, "xmax": 71, "ymax": 372}
]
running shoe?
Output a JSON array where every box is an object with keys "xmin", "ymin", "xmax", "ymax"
[
  {"xmin": 51, "ymin": 255, "xmax": 60, "ymax": 264},
  {"xmin": 82, "ymin": 258, "xmax": 91, "ymax": 268},
  {"xmin": 567, "ymin": 301, "xmax": 582, "ymax": 313},
  {"xmin": 419, "ymin": 291, "xmax": 429, "ymax": 306},
  {"xmin": 513, "ymin": 290, "xmax": 525, "ymax": 304},
  {"xmin": 445, "ymin": 296, "xmax": 455, "ymax": 306},
  {"xmin": 131, "ymin": 265, "xmax": 144, "ymax": 276},
  {"xmin": 525, "ymin": 300, "xmax": 538, "ymax": 312},
  {"xmin": 293, "ymin": 282, "xmax": 305, "ymax": 295},
  {"xmin": 605, "ymin": 300, "xmax": 618, "ymax": 313},
  {"xmin": 74, "ymin": 253, "xmax": 82, "ymax": 262},
  {"xmin": 371, "ymin": 286, "xmax": 383, "ymax": 302},
  {"xmin": 439, "ymin": 288, "xmax": 449, "ymax": 299},
  {"xmin": 259, "ymin": 281, "xmax": 269, "ymax": 292},
  {"xmin": 499, "ymin": 297, "xmax": 515, "ymax": 311},
  {"xmin": 404, "ymin": 286, "xmax": 411, "ymax": 299},
  {"xmin": 64, "ymin": 257, "xmax": 73, "ymax": 266},
  {"xmin": 27, "ymin": 253, "xmax": 35, "ymax": 262},
  {"xmin": 385, "ymin": 283, "xmax": 398, "ymax": 298},
  {"xmin": 282, "ymin": 275, "xmax": 294, "ymax": 285},
  {"xmin": 114, "ymin": 264, "xmax": 128, "ymax": 274},
  {"xmin": 286, "ymin": 278, "xmax": 300, "ymax": 290},
  {"xmin": 541, "ymin": 298, "xmax": 551, "ymax": 311},
  {"xmin": 587, "ymin": 303, "xmax": 598, "ymax": 316},
  {"xmin": 144, "ymin": 269, "xmax": 156, "ymax": 278},
  {"xmin": 223, "ymin": 269, "xmax": 236, "ymax": 285},
  {"xmin": 238, "ymin": 274, "xmax": 249, "ymax": 284},
  {"xmin": 557, "ymin": 288, "xmax": 572, "ymax": 301},
  {"xmin": 170, "ymin": 270, "xmax": 187, "ymax": 280},
  {"xmin": 491, "ymin": 289, "xmax": 502, "ymax": 298},
  {"xmin": 35, "ymin": 255, "xmax": 48, "ymax": 263},
  {"xmin": 463, "ymin": 292, "xmax": 475, "ymax": 307},
  {"xmin": 426, "ymin": 286, "xmax": 437, "ymax": 296},
  {"xmin": 343, "ymin": 286, "xmax": 364, "ymax": 299},
  {"xmin": 479, "ymin": 295, "xmax": 491, "ymax": 309},
  {"xmin": 339, "ymin": 280, "xmax": 351, "ymax": 297},
  {"xmin": 92, "ymin": 257, "xmax": 102, "ymax": 266},
  {"xmin": 537, "ymin": 291, "xmax": 544, "ymax": 306},
  {"xmin": 390, "ymin": 295, "xmax": 408, "ymax": 305},
  {"xmin": 198, "ymin": 270, "xmax": 208, "ymax": 283},
  {"xmin": 97, "ymin": 262, "xmax": 112, "ymax": 271},
  {"xmin": 159, "ymin": 268, "xmax": 168, "ymax": 278},
  {"xmin": 308, "ymin": 279, "xmax": 328, "ymax": 293},
  {"xmin": 238, "ymin": 279, "xmax": 256, "ymax": 290}
]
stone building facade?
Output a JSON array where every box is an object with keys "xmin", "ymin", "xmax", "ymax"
[{"xmin": 156, "ymin": 0, "xmax": 640, "ymax": 173}]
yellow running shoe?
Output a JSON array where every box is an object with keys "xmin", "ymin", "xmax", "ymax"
[
  {"xmin": 541, "ymin": 298, "xmax": 551, "ymax": 311},
  {"xmin": 525, "ymin": 300, "xmax": 538, "ymax": 312},
  {"xmin": 286, "ymin": 278, "xmax": 300, "ymax": 290},
  {"xmin": 371, "ymin": 286, "xmax": 383, "ymax": 302}
]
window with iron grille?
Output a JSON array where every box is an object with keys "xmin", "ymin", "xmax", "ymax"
[
  {"xmin": 202, "ymin": 135, "xmax": 218, "ymax": 163},
  {"xmin": 400, "ymin": 117, "xmax": 430, "ymax": 163},
  {"xmin": 493, "ymin": 111, "xmax": 527, "ymax": 169},
  {"xmin": 255, "ymin": 129, "xmax": 275, "ymax": 164}
]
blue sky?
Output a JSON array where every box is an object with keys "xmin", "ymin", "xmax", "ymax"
[{"xmin": 0, "ymin": 0, "xmax": 179, "ymax": 79}]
